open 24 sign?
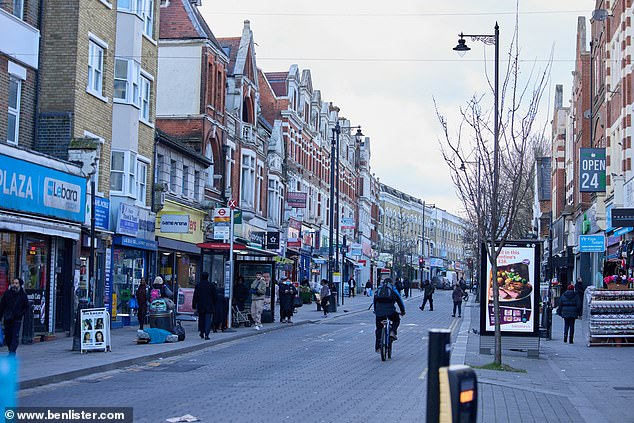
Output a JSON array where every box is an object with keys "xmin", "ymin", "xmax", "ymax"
[{"xmin": 579, "ymin": 148, "xmax": 606, "ymax": 192}]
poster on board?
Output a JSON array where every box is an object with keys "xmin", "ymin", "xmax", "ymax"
[
  {"xmin": 480, "ymin": 240, "xmax": 541, "ymax": 337},
  {"xmin": 80, "ymin": 308, "xmax": 111, "ymax": 353}
]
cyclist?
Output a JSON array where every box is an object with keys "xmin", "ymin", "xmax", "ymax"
[{"xmin": 373, "ymin": 277, "xmax": 405, "ymax": 353}]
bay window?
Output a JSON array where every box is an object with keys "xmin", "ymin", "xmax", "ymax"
[{"xmin": 240, "ymin": 152, "xmax": 256, "ymax": 207}]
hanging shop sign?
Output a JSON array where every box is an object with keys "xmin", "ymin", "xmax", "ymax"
[
  {"xmin": 94, "ymin": 196, "xmax": 110, "ymax": 230},
  {"xmin": 266, "ymin": 231, "xmax": 280, "ymax": 250},
  {"xmin": 480, "ymin": 240, "xmax": 541, "ymax": 337},
  {"xmin": 579, "ymin": 148, "xmax": 606, "ymax": 192},
  {"xmin": 350, "ymin": 243, "xmax": 362, "ymax": 256},
  {"xmin": 287, "ymin": 218, "xmax": 301, "ymax": 248},
  {"xmin": 579, "ymin": 235, "xmax": 605, "ymax": 252},
  {"xmin": 287, "ymin": 192, "xmax": 307, "ymax": 208},
  {"xmin": 0, "ymin": 153, "xmax": 86, "ymax": 223},
  {"xmin": 340, "ymin": 217, "xmax": 355, "ymax": 230},
  {"xmin": 116, "ymin": 203, "xmax": 139, "ymax": 236},
  {"xmin": 611, "ymin": 208, "xmax": 634, "ymax": 228}
]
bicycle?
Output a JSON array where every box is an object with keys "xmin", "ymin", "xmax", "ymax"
[{"xmin": 379, "ymin": 318, "xmax": 393, "ymax": 361}]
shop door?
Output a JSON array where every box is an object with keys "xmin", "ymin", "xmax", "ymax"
[
  {"xmin": 55, "ymin": 240, "xmax": 73, "ymax": 332},
  {"xmin": 94, "ymin": 252, "xmax": 104, "ymax": 307}
]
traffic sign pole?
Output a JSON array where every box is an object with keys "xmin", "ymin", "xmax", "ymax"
[{"xmin": 227, "ymin": 200, "xmax": 236, "ymax": 330}]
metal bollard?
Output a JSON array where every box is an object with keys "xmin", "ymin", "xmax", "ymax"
[
  {"xmin": 427, "ymin": 329, "xmax": 451, "ymax": 423},
  {"xmin": 21, "ymin": 301, "xmax": 35, "ymax": 345}
]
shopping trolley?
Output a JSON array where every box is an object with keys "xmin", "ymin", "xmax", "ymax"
[{"xmin": 232, "ymin": 305, "xmax": 252, "ymax": 327}]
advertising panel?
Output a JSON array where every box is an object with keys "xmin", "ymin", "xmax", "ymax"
[
  {"xmin": 579, "ymin": 148, "xmax": 606, "ymax": 192},
  {"xmin": 80, "ymin": 308, "xmax": 111, "ymax": 352},
  {"xmin": 480, "ymin": 241, "xmax": 541, "ymax": 336},
  {"xmin": 579, "ymin": 235, "xmax": 606, "ymax": 252},
  {"xmin": 0, "ymin": 153, "xmax": 86, "ymax": 223},
  {"xmin": 287, "ymin": 192, "xmax": 307, "ymax": 208}
]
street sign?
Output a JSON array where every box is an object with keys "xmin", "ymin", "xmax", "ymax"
[
  {"xmin": 579, "ymin": 235, "xmax": 605, "ymax": 252},
  {"xmin": 579, "ymin": 148, "xmax": 606, "ymax": 192},
  {"xmin": 266, "ymin": 231, "xmax": 280, "ymax": 249},
  {"xmin": 228, "ymin": 199, "xmax": 237, "ymax": 209}
]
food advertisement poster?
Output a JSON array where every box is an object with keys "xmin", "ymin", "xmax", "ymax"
[{"xmin": 480, "ymin": 241, "xmax": 541, "ymax": 336}]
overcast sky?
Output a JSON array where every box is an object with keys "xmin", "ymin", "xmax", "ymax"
[{"xmin": 199, "ymin": 0, "xmax": 595, "ymax": 215}]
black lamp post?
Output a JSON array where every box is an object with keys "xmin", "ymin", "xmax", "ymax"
[{"xmin": 328, "ymin": 122, "xmax": 363, "ymax": 306}]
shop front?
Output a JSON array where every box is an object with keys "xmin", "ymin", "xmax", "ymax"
[
  {"xmin": 109, "ymin": 201, "xmax": 157, "ymax": 327},
  {"xmin": 0, "ymin": 148, "xmax": 85, "ymax": 335},
  {"xmin": 156, "ymin": 200, "xmax": 206, "ymax": 299}
]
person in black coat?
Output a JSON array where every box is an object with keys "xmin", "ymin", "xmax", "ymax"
[
  {"xmin": 278, "ymin": 277, "xmax": 298, "ymax": 323},
  {"xmin": 233, "ymin": 276, "xmax": 249, "ymax": 311},
  {"xmin": 558, "ymin": 284, "xmax": 582, "ymax": 343},
  {"xmin": 212, "ymin": 282, "xmax": 228, "ymax": 332},
  {"xmin": 192, "ymin": 272, "xmax": 216, "ymax": 340},
  {"xmin": 574, "ymin": 277, "xmax": 585, "ymax": 315},
  {"xmin": 0, "ymin": 278, "xmax": 29, "ymax": 355}
]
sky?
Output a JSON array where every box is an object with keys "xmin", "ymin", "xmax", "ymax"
[{"xmin": 199, "ymin": 0, "xmax": 596, "ymax": 215}]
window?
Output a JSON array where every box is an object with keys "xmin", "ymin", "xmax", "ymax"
[
  {"xmin": 88, "ymin": 41, "xmax": 104, "ymax": 96},
  {"xmin": 140, "ymin": 75, "xmax": 151, "ymax": 121},
  {"xmin": 170, "ymin": 159, "xmax": 178, "ymax": 192},
  {"xmin": 144, "ymin": 0, "xmax": 154, "ymax": 38},
  {"xmin": 110, "ymin": 151, "xmax": 125, "ymax": 192},
  {"xmin": 268, "ymin": 178, "xmax": 282, "ymax": 226},
  {"xmin": 114, "ymin": 59, "xmax": 140, "ymax": 105},
  {"xmin": 240, "ymin": 152, "xmax": 256, "ymax": 207},
  {"xmin": 182, "ymin": 165, "xmax": 189, "ymax": 197},
  {"xmin": 12, "ymin": 0, "xmax": 23, "ymax": 19},
  {"xmin": 7, "ymin": 76, "xmax": 21, "ymax": 145},
  {"xmin": 137, "ymin": 161, "xmax": 147, "ymax": 205},
  {"xmin": 194, "ymin": 171, "xmax": 200, "ymax": 201},
  {"xmin": 256, "ymin": 162, "xmax": 263, "ymax": 213},
  {"xmin": 128, "ymin": 152, "xmax": 137, "ymax": 196},
  {"xmin": 205, "ymin": 142, "xmax": 215, "ymax": 187}
]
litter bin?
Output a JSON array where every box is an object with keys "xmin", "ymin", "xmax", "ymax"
[
  {"xmin": 328, "ymin": 293, "xmax": 337, "ymax": 313},
  {"xmin": 149, "ymin": 311, "xmax": 174, "ymax": 333}
]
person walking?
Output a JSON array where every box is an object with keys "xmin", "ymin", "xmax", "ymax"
[
  {"xmin": 403, "ymin": 278, "xmax": 411, "ymax": 299},
  {"xmin": 233, "ymin": 276, "xmax": 249, "ymax": 311},
  {"xmin": 135, "ymin": 277, "xmax": 149, "ymax": 330},
  {"xmin": 212, "ymin": 281, "xmax": 228, "ymax": 332},
  {"xmin": 574, "ymin": 277, "xmax": 585, "ymax": 315},
  {"xmin": 419, "ymin": 279, "xmax": 435, "ymax": 311},
  {"xmin": 0, "ymin": 278, "xmax": 28, "ymax": 355},
  {"xmin": 250, "ymin": 273, "xmax": 266, "ymax": 330},
  {"xmin": 394, "ymin": 278, "xmax": 403, "ymax": 296},
  {"xmin": 278, "ymin": 277, "xmax": 297, "ymax": 323},
  {"xmin": 452, "ymin": 284, "xmax": 464, "ymax": 318},
  {"xmin": 365, "ymin": 280, "xmax": 372, "ymax": 297},
  {"xmin": 192, "ymin": 272, "xmax": 216, "ymax": 339},
  {"xmin": 320, "ymin": 279, "xmax": 331, "ymax": 317},
  {"xmin": 348, "ymin": 277, "xmax": 356, "ymax": 298},
  {"xmin": 558, "ymin": 284, "xmax": 582, "ymax": 343}
]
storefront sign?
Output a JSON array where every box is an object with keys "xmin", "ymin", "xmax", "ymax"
[
  {"xmin": 579, "ymin": 148, "xmax": 606, "ymax": 192},
  {"xmin": 480, "ymin": 241, "xmax": 540, "ymax": 336},
  {"xmin": 80, "ymin": 308, "xmax": 110, "ymax": 352},
  {"xmin": 428, "ymin": 257, "xmax": 444, "ymax": 268},
  {"xmin": 611, "ymin": 208, "xmax": 634, "ymax": 228},
  {"xmin": 104, "ymin": 247, "xmax": 112, "ymax": 315},
  {"xmin": 0, "ymin": 153, "xmax": 86, "ymax": 223},
  {"xmin": 114, "ymin": 235, "xmax": 157, "ymax": 251},
  {"xmin": 287, "ymin": 218, "xmax": 301, "ymax": 247},
  {"xmin": 94, "ymin": 197, "xmax": 110, "ymax": 230},
  {"xmin": 266, "ymin": 231, "xmax": 280, "ymax": 250},
  {"xmin": 116, "ymin": 203, "xmax": 139, "ymax": 236},
  {"xmin": 341, "ymin": 217, "xmax": 355, "ymax": 230},
  {"xmin": 580, "ymin": 235, "xmax": 606, "ymax": 252},
  {"xmin": 160, "ymin": 214, "xmax": 190, "ymax": 233},
  {"xmin": 287, "ymin": 192, "xmax": 307, "ymax": 208},
  {"xmin": 250, "ymin": 231, "xmax": 265, "ymax": 246}
]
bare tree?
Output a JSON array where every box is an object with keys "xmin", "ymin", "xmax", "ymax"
[
  {"xmin": 435, "ymin": 18, "xmax": 551, "ymax": 365},
  {"xmin": 380, "ymin": 205, "xmax": 420, "ymax": 282}
]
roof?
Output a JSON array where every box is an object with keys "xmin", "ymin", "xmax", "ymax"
[
  {"xmin": 218, "ymin": 38, "xmax": 241, "ymax": 74},
  {"xmin": 159, "ymin": 0, "xmax": 223, "ymax": 51},
  {"xmin": 265, "ymin": 71, "xmax": 289, "ymax": 96},
  {"xmin": 155, "ymin": 129, "xmax": 213, "ymax": 166}
]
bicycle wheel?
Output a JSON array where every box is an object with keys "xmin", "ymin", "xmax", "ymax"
[{"xmin": 380, "ymin": 326, "xmax": 387, "ymax": 361}]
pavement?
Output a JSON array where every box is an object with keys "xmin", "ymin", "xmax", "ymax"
[{"xmin": 8, "ymin": 289, "xmax": 634, "ymax": 422}]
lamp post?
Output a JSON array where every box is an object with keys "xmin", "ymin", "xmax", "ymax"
[{"xmin": 328, "ymin": 122, "xmax": 363, "ymax": 306}]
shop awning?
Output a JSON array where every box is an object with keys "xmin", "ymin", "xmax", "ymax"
[{"xmin": 197, "ymin": 242, "xmax": 247, "ymax": 250}]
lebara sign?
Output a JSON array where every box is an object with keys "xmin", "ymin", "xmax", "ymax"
[{"xmin": 0, "ymin": 154, "xmax": 86, "ymax": 222}]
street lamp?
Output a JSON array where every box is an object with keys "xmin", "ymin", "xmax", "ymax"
[{"xmin": 328, "ymin": 121, "xmax": 363, "ymax": 306}]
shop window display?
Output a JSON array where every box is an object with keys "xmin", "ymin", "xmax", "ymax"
[
  {"xmin": 113, "ymin": 249, "xmax": 145, "ymax": 317},
  {"xmin": 0, "ymin": 233, "xmax": 17, "ymax": 297}
]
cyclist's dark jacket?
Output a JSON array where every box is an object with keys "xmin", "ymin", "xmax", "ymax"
[{"xmin": 373, "ymin": 283, "xmax": 405, "ymax": 317}]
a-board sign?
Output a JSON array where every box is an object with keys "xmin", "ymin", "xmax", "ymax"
[{"xmin": 80, "ymin": 308, "xmax": 111, "ymax": 353}]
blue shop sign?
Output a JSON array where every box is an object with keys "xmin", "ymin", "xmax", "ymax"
[
  {"xmin": 94, "ymin": 197, "xmax": 110, "ymax": 230},
  {"xmin": 0, "ymin": 154, "xmax": 86, "ymax": 223},
  {"xmin": 579, "ymin": 234, "xmax": 606, "ymax": 252},
  {"xmin": 113, "ymin": 235, "xmax": 157, "ymax": 251}
]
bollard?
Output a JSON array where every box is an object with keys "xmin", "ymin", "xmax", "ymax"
[{"xmin": 427, "ymin": 329, "xmax": 451, "ymax": 423}]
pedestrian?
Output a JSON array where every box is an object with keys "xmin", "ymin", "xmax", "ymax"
[
  {"xmin": 212, "ymin": 280, "xmax": 228, "ymax": 332},
  {"xmin": 192, "ymin": 272, "xmax": 216, "ymax": 339},
  {"xmin": 574, "ymin": 277, "xmax": 585, "ymax": 315},
  {"xmin": 365, "ymin": 280, "xmax": 372, "ymax": 297},
  {"xmin": 348, "ymin": 276, "xmax": 356, "ymax": 298},
  {"xmin": 452, "ymin": 284, "xmax": 464, "ymax": 317},
  {"xmin": 459, "ymin": 277, "xmax": 467, "ymax": 292},
  {"xmin": 419, "ymin": 279, "xmax": 435, "ymax": 311},
  {"xmin": 0, "ymin": 278, "xmax": 29, "ymax": 355},
  {"xmin": 403, "ymin": 278, "xmax": 411, "ymax": 299},
  {"xmin": 278, "ymin": 277, "xmax": 297, "ymax": 323},
  {"xmin": 233, "ymin": 276, "xmax": 249, "ymax": 311},
  {"xmin": 320, "ymin": 279, "xmax": 331, "ymax": 317},
  {"xmin": 135, "ymin": 277, "xmax": 149, "ymax": 330},
  {"xmin": 250, "ymin": 273, "xmax": 266, "ymax": 330},
  {"xmin": 394, "ymin": 278, "xmax": 403, "ymax": 296},
  {"xmin": 557, "ymin": 284, "xmax": 582, "ymax": 343}
]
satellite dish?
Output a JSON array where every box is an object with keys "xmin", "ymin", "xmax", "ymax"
[{"xmin": 592, "ymin": 9, "xmax": 610, "ymax": 21}]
